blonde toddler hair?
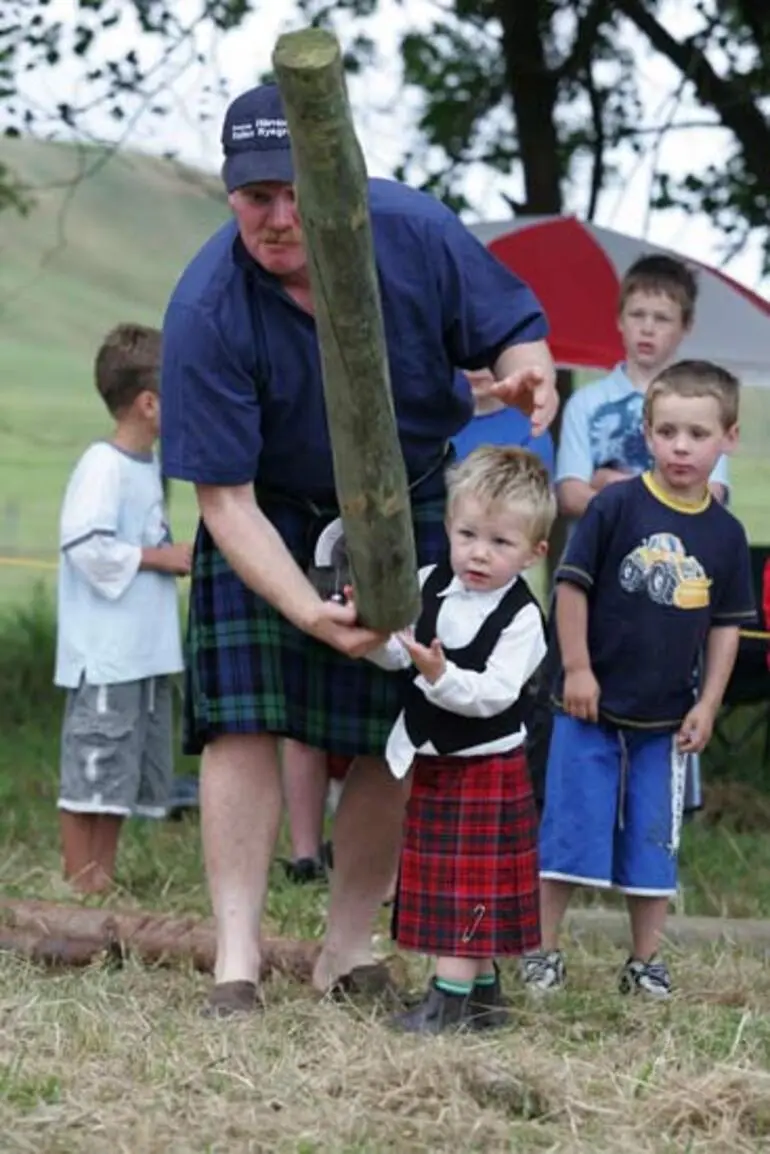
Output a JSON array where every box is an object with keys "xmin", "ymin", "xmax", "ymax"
[{"xmin": 446, "ymin": 445, "xmax": 556, "ymax": 543}]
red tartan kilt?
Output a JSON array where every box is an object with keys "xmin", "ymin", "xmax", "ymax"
[{"xmin": 394, "ymin": 747, "xmax": 540, "ymax": 957}]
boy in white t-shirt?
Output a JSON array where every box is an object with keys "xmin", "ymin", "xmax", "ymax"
[{"xmin": 55, "ymin": 324, "xmax": 192, "ymax": 893}]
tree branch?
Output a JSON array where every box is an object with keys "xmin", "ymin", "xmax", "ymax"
[
  {"xmin": 557, "ymin": 0, "xmax": 612, "ymax": 81},
  {"xmin": 615, "ymin": 0, "xmax": 770, "ymax": 189},
  {"xmin": 584, "ymin": 67, "xmax": 605, "ymax": 220},
  {"xmin": 493, "ymin": 0, "xmax": 562, "ymax": 213}
]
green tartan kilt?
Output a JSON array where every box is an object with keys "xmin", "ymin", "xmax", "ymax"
[{"xmin": 183, "ymin": 497, "xmax": 447, "ymax": 756}]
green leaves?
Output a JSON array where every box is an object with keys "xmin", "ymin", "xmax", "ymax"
[{"xmin": 1, "ymin": 0, "xmax": 769, "ymax": 271}]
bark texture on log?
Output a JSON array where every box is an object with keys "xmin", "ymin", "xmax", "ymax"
[
  {"xmin": 273, "ymin": 28, "xmax": 420, "ymax": 632},
  {"xmin": 0, "ymin": 900, "xmax": 319, "ymax": 978}
]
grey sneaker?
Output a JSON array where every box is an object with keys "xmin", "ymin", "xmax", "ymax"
[
  {"xmin": 618, "ymin": 956, "xmax": 672, "ymax": 999},
  {"xmin": 521, "ymin": 950, "xmax": 566, "ymax": 993}
]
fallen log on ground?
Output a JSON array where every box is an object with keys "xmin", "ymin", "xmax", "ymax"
[
  {"xmin": 2, "ymin": 900, "xmax": 770, "ymax": 976},
  {"xmin": 0, "ymin": 899, "xmax": 319, "ymax": 977}
]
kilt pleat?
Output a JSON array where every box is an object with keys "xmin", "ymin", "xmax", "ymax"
[
  {"xmin": 183, "ymin": 496, "xmax": 448, "ymax": 756},
  {"xmin": 393, "ymin": 748, "xmax": 540, "ymax": 957}
]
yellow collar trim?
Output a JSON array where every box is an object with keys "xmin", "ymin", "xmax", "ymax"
[{"xmin": 642, "ymin": 471, "xmax": 711, "ymax": 515}]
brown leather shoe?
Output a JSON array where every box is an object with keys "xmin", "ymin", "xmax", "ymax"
[
  {"xmin": 201, "ymin": 980, "xmax": 261, "ymax": 1019},
  {"xmin": 329, "ymin": 961, "xmax": 403, "ymax": 1006}
]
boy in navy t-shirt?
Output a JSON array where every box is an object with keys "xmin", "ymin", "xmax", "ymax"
[{"xmin": 526, "ymin": 360, "xmax": 754, "ymax": 999}]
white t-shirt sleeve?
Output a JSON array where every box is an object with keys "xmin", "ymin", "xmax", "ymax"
[
  {"xmin": 60, "ymin": 446, "xmax": 142, "ymax": 601},
  {"xmin": 417, "ymin": 601, "xmax": 546, "ymax": 717}
]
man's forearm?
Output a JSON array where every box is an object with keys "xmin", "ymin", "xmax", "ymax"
[
  {"xmin": 555, "ymin": 582, "xmax": 592, "ymax": 672},
  {"xmin": 196, "ymin": 483, "xmax": 322, "ymax": 631},
  {"xmin": 699, "ymin": 626, "xmax": 740, "ymax": 711},
  {"xmin": 493, "ymin": 339, "xmax": 555, "ymax": 386}
]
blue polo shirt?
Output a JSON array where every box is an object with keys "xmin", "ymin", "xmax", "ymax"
[
  {"xmin": 160, "ymin": 178, "xmax": 548, "ymax": 501},
  {"xmin": 452, "ymin": 407, "xmax": 555, "ymax": 474},
  {"xmin": 554, "ymin": 472, "xmax": 755, "ymax": 730}
]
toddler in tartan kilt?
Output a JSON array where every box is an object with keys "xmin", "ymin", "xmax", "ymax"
[{"xmin": 363, "ymin": 446, "xmax": 556, "ymax": 1034}]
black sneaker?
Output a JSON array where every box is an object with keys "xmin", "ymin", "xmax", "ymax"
[
  {"xmin": 618, "ymin": 956, "xmax": 672, "ymax": 999},
  {"xmin": 467, "ymin": 963, "xmax": 509, "ymax": 1030},
  {"xmin": 390, "ymin": 979, "xmax": 472, "ymax": 1035},
  {"xmin": 282, "ymin": 856, "xmax": 327, "ymax": 884}
]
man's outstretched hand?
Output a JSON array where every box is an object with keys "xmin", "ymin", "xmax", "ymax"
[{"xmin": 477, "ymin": 366, "xmax": 559, "ymax": 436}]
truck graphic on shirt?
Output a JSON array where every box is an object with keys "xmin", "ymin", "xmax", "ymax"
[{"xmin": 618, "ymin": 533, "xmax": 711, "ymax": 610}]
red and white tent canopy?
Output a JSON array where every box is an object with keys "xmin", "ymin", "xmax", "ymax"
[{"xmin": 470, "ymin": 216, "xmax": 770, "ymax": 386}]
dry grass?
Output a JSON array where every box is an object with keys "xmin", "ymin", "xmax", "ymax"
[
  {"xmin": 2, "ymin": 625, "xmax": 770, "ymax": 1153},
  {"xmin": 3, "ymin": 940, "xmax": 770, "ymax": 1154}
]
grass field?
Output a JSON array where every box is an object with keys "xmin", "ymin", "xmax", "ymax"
[
  {"xmin": 0, "ymin": 136, "xmax": 226, "ymax": 605},
  {"xmin": 4, "ymin": 716, "xmax": 770, "ymax": 1154},
  {"xmin": 2, "ymin": 598, "xmax": 770, "ymax": 1152}
]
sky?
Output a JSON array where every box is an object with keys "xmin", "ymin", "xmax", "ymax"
[{"xmin": 13, "ymin": 0, "xmax": 768, "ymax": 292}]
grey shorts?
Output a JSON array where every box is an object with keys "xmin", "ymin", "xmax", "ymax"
[{"xmin": 59, "ymin": 676, "xmax": 175, "ymax": 818}]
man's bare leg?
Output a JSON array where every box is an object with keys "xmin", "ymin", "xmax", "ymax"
[
  {"xmin": 281, "ymin": 740, "xmax": 329, "ymax": 861},
  {"xmin": 200, "ymin": 732, "xmax": 283, "ymax": 986},
  {"xmin": 313, "ymin": 755, "xmax": 409, "ymax": 990}
]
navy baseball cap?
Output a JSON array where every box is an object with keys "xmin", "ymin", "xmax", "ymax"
[{"xmin": 221, "ymin": 83, "xmax": 294, "ymax": 192}]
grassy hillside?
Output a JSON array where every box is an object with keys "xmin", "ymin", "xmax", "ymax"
[
  {"xmin": 0, "ymin": 138, "xmax": 228, "ymax": 601},
  {"xmin": 1, "ymin": 136, "xmax": 770, "ymax": 607}
]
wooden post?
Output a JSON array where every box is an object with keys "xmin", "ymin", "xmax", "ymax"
[{"xmin": 272, "ymin": 29, "xmax": 421, "ymax": 631}]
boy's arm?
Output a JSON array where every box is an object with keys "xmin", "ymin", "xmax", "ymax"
[
  {"xmin": 67, "ymin": 538, "xmax": 191, "ymax": 599},
  {"xmin": 699, "ymin": 626, "xmax": 740, "ymax": 714},
  {"xmin": 677, "ymin": 626, "xmax": 739, "ymax": 753},
  {"xmin": 61, "ymin": 448, "xmax": 190, "ymax": 601},
  {"xmin": 365, "ymin": 636, "xmax": 413, "ymax": 672},
  {"xmin": 555, "ymin": 582, "xmax": 601, "ymax": 722},
  {"xmin": 415, "ymin": 602, "xmax": 546, "ymax": 717}
]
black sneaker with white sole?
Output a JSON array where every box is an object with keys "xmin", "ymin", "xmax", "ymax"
[{"xmin": 618, "ymin": 956, "xmax": 672, "ymax": 999}]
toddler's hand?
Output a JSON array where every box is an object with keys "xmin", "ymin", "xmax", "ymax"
[{"xmin": 397, "ymin": 629, "xmax": 446, "ymax": 684}]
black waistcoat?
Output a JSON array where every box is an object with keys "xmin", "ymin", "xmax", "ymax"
[{"xmin": 403, "ymin": 560, "xmax": 541, "ymax": 754}]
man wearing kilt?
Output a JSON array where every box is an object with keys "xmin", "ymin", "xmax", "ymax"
[
  {"xmin": 364, "ymin": 447, "xmax": 555, "ymax": 1033},
  {"xmin": 160, "ymin": 82, "xmax": 558, "ymax": 1017}
]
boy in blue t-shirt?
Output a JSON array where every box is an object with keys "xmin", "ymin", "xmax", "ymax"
[
  {"xmin": 555, "ymin": 255, "xmax": 729, "ymax": 512},
  {"xmin": 526, "ymin": 360, "xmax": 754, "ymax": 999},
  {"xmin": 453, "ymin": 369, "xmax": 555, "ymax": 474}
]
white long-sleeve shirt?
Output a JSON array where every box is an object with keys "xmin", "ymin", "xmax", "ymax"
[
  {"xmin": 370, "ymin": 565, "xmax": 546, "ymax": 779},
  {"xmin": 54, "ymin": 442, "xmax": 184, "ymax": 688}
]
